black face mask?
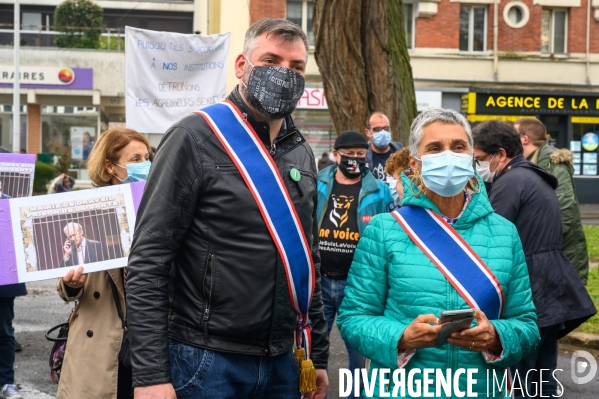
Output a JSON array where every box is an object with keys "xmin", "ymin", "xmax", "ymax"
[
  {"xmin": 338, "ymin": 156, "xmax": 366, "ymax": 179},
  {"xmin": 242, "ymin": 62, "xmax": 305, "ymax": 120}
]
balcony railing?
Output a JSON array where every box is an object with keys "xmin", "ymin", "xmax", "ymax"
[{"xmin": 0, "ymin": 24, "xmax": 125, "ymax": 50}]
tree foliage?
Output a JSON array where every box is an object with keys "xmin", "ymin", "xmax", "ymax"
[
  {"xmin": 313, "ymin": 0, "xmax": 416, "ymax": 144},
  {"xmin": 48, "ymin": 141, "xmax": 72, "ymax": 174},
  {"xmin": 54, "ymin": 0, "xmax": 103, "ymax": 49},
  {"xmin": 33, "ymin": 161, "xmax": 57, "ymax": 195}
]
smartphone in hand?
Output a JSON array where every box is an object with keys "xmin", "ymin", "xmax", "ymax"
[{"xmin": 437, "ymin": 309, "xmax": 475, "ymax": 346}]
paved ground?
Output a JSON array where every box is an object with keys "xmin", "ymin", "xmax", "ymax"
[
  {"xmin": 582, "ymin": 219, "xmax": 599, "ymax": 226},
  {"xmin": 13, "ymin": 280, "xmax": 71, "ymax": 399},
  {"xmin": 580, "ymin": 203, "xmax": 599, "ymax": 219},
  {"xmin": 11, "ymin": 280, "xmax": 599, "ymax": 398}
]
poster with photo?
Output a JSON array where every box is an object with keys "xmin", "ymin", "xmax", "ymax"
[
  {"xmin": 0, "ymin": 154, "xmax": 36, "ymax": 199},
  {"xmin": 573, "ymin": 164, "xmax": 580, "ymax": 175},
  {"xmin": 573, "ymin": 152, "xmax": 581, "ymax": 163},
  {"xmin": 70, "ymin": 127, "xmax": 96, "ymax": 161},
  {"xmin": 0, "ymin": 182, "xmax": 145, "ymax": 284},
  {"xmin": 570, "ymin": 141, "xmax": 582, "ymax": 152}
]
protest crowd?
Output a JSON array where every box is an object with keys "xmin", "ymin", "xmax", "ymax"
[{"xmin": 1, "ymin": 17, "xmax": 598, "ymax": 399}]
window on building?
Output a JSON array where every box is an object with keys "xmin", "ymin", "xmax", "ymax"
[
  {"xmin": 0, "ymin": 106, "xmax": 27, "ymax": 152},
  {"xmin": 404, "ymin": 3, "xmax": 414, "ymax": 49},
  {"xmin": 41, "ymin": 107, "xmax": 99, "ymax": 178},
  {"xmin": 286, "ymin": 0, "xmax": 314, "ymax": 47},
  {"xmin": 541, "ymin": 9, "xmax": 567, "ymax": 54},
  {"xmin": 459, "ymin": 5, "xmax": 487, "ymax": 52}
]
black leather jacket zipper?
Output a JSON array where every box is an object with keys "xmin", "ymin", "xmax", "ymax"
[{"xmin": 202, "ymin": 254, "xmax": 215, "ymax": 339}]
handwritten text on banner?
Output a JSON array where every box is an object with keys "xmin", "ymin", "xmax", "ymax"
[{"xmin": 125, "ymin": 27, "xmax": 230, "ymax": 133}]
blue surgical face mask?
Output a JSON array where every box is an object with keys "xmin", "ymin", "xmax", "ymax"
[
  {"xmin": 372, "ymin": 130, "xmax": 392, "ymax": 148},
  {"xmin": 115, "ymin": 161, "xmax": 151, "ymax": 183},
  {"xmin": 388, "ymin": 177, "xmax": 403, "ymax": 207},
  {"xmin": 415, "ymin": 150, "xmax": 474, "ymax": 197}
]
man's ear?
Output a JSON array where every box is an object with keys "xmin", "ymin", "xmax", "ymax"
[
  {"xmin": 234, "ymin": 53, "xmax": 246, "ymax": 80},
  {"xmin": 332, "ymin": 149, "xmax": 340, "ymax": 164},
  {"xmin": 521, "ymin": 134, "xmax": 530, "ymax": 145},
  {"xmin": 497, "ymin": 148, "xmax": 509, "ymax": 163}
]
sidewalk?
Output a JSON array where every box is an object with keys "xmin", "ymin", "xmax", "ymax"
[
  {"xmin": 580, "ymin": 203, "xmax": 599, "ymax": 219},
  {"xmin": 15, "ymin": 384, "xmax": 54, "ymax": 399}
]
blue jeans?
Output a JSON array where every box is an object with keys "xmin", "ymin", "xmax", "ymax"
[
  {"xmin": 169, "ymin": 340, "xmax": 301, "ymax": 399},
  {"xmin": 0, "ymin": 297, "xmax": 15, "ymax": 385},
  {"xmin": 322, "ymin": 276, "xmax": 365, "ymax": 398}
]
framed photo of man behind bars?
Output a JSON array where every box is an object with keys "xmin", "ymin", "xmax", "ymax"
[
  {"xmin": 8, "ymin": 184, "xmax": 138, "ymax": 282},
  {"xmin": 0, "ymin": 154, "xmax": 36, "ymax": 199}
]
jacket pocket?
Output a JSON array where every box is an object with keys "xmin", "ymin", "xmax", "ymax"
[
  {"xmin": 202, "ymin": 254, "xmax": 215, "ymax": 340},
  {"xmin": 215, "ymin": 163, "xmax": 238, "ymax": 173},
  {"xmin": 169, "ymin": 340, "xmax": 214, "ymax": 398}
]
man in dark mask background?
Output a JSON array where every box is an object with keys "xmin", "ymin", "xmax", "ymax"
[
  {"xmin": 127, "ymin": 18, "xmax": 329, "ymax": 399},
  {"xmin": 316, "ymin": 131, "xmax": 393, "ymax": 398}
]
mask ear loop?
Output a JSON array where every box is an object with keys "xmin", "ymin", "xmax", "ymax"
[
  {"xmin": 409, "ymin": 172, "xmax": 424, "ymax": 198},
  {"xmin": 241, "ymin": 56, "xmax": 254, "ymax": 90}
]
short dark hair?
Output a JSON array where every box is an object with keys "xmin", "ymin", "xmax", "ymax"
[
  {"xmin": 243, "ymin": 18, "xmax": 308, "ymax": 58},
  {"xmin": 472, "ymin": 120, "xmax": 523, "ymax": 158},
  {"xmin": 514, "ymin": 118, "xmax": 547, "ymax": 146}
]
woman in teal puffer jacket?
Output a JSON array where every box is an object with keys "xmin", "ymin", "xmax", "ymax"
[{"xmin": 336, "ymin": 108, "xmax": 540, "ymax": 398}]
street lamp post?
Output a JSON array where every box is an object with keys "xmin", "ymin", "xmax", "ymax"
[{"xmin": 13, "ymin": 0, "xmax": 21, "ymax": 153}]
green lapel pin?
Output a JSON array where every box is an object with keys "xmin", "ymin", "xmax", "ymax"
[{"xmin": 290, "ymin": 168, "xmax": 301, "ymax": 182}]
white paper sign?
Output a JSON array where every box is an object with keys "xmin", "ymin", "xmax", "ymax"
[
  {"xmin": 415, "ymin": 91, "xmax": 442, "ymax": 111},
  {"xmin": 9, "ymin": 184, "xmax": 138, "ymax": 282},
  {"xmin": 125, "ymin": 27, "xmax": 230, "ymax": 133}
]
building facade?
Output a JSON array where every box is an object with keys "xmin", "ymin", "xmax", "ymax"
[
  {"xmin": 1, "ymin": 0, "xmax": 598, "ymax": 199},
  {"xmin": 279, "ymin": 0, "xmax": 599, "ymax": 201}
]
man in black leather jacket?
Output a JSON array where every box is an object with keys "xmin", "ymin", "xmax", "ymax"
[{"xmin": 127, "ymin": 18, "xmax": 329, "ymax": 399}]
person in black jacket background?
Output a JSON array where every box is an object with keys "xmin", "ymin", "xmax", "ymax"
[
  {"xmin": 473, "ymin": 120, "xmax": 596, "ymax": 398},
  {"xmin": 127, "ymin": 18, "xmax": 329, "ymax": 399},
  {"xmin": 0, "ymin": 283, "xmax": 26, "ymax": 399}
]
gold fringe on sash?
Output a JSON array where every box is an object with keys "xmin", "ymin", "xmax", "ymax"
[
  {"xmin": 299, "ymin": 359, "xmax": 317, "ymax": 392},
  {"xmin": 294, "ymin": 347, "xmax": 317, "ymax": 392}
]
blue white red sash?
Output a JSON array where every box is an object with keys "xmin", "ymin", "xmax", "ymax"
[
  {"xmin": 196, "ymin": 101, "xmax": 316, "ymax": 353},
  {"xmin": 392, "ymin": 205, "xmax": 505, "ymax": 320}
]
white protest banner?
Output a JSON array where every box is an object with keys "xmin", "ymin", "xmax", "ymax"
[{"xmin": 125, "ymin": 27, "xmax": 230, "ymax": 133}]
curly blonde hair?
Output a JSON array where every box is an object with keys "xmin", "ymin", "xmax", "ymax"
[
  {"xmin": 384, "ymin": 147, "xmax": 410, "ymax": 176},
  {"xmin": 86, "ymin": 128, "xmax": 150, "ymax": 186}
]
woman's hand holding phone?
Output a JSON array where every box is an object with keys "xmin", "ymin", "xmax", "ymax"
[{"xmin": 447, "ymin": 309, "xmax": 502, "ymax": 354}]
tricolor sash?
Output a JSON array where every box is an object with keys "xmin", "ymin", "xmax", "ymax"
[
  {"xmin": 392, "ymin": 205, "xmax": 505, "ymax": 320},
  {"xmin": 196, "ymin": 102, "xmax": 316, "ymax": 373}
]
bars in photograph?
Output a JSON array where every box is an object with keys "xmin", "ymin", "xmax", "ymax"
[
  {"xmin": 31, "ymin": 208, "xmax": 125, "ymax": 272},
  {"xmin": 0, "ymin": 171, "xmax": 32, "ymax": 199}
]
